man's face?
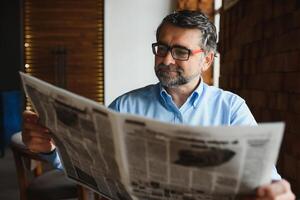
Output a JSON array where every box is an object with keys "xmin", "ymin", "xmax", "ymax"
[{"xmin": 154, "ymin": 24, "xmax": 211, "ymax": 88}]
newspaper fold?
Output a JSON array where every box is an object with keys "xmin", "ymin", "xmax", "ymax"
[{"xmin": 20, "ymin": 72, "xmax": 284, "ymax": 200}]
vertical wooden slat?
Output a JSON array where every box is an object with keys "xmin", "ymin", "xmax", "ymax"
[{"xmin": 23, "ymin": 0, "xmax": 104, "ymax": 106}]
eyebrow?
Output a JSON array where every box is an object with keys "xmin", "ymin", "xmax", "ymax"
[{"xmin": 157, "ymin": 41, "xmax": 190, "ymax": 50}]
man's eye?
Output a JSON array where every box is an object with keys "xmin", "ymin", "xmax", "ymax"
[
  {"xmin": 174, "ymin": 48, "xmax": 188, "ymax": 56},
  {"xmin": 157, "ymin": 46, "xmax": 167, "ymax": 51}
]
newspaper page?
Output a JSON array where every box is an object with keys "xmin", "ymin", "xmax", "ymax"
[
  {"xmin": 116, "ymin": 115, "xmax": 283, "ymax": 199},
  {"xmin": 20, "ymin": 72, "xmax": 129, "ymax": 200},
  {"xmin": 20, "ymin": 72, "xmax": 284, "ymax": 200}
]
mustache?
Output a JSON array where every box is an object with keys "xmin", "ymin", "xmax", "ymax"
[{"xmin": 156, "ymin": 63, "xmax": 183, "ymax": 73}]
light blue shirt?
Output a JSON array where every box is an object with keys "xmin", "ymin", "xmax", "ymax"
[
  {"xmin": 45, "ymin": 80, "xmax": 281, "ymax": 180},
  {"xmin": 109, "ymin": 81, "xmax": 256, "ymax": 126}
]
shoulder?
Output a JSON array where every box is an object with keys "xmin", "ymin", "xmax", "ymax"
[
  {"xmin": 108, "ymin": 84, "xmax": 159, "ymax": 112},
  {"xmin": 116, "ymin": 84, "xmax": 158, "ymax": 100},
  {"xmin": 202, "ymin": 83, "xmax": 245, "ymax": 105},
  {"xmin": 202, "ymin": 83, "xmax": 256, "ymax": 125}
]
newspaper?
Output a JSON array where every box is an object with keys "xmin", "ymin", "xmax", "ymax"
[{"xmin": 20, "ymin": 72, "xmax": 284, "ymax": 200}]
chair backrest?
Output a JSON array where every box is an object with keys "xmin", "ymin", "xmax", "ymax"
[
  {"xmin": 10, "ymin": 132, "xmax": 45, "ymax": 200},
  {"xmin": 10, "ymin": 132, "xmax": 90, "ymax": 200}
]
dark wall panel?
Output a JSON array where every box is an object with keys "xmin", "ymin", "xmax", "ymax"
[{"xmin": 0, "ymin": 0, "xmax": 22, "ymax": 91}]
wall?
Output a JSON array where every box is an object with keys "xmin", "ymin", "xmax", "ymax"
[
  {"xmin": 0, "ymin": 0, "xmax": 22, "ymax": 91},
  {"xmin": 104, "ymin": 0, "xmax": 175, "ymax": 105},
  {"xmin": 219, "ymin": 0, "xmax": 300, "ymax": 195}
]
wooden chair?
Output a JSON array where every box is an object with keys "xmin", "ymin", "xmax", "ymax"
[{"xmin": 10, "ymin": 131, "xmax": 90, "ymax": 200}]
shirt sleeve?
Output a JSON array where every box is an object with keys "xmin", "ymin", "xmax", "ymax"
[
  {"xmin": 230, "ymin": 99, "xmax": 257, "ymax": 126},
  {"xmin": 108, "ymin": 97, "xmax": 120, "ymax": 112},
  {"xmin": 271, "ymin": 165, "xmax": 282, "ymax": 180},
  {"xmin": 39, "ymin": 150, "xmax": 64, "ymax": 170}
]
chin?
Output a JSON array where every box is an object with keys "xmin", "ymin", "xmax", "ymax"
[{"xmin": 160, "ymin": 79, "xmax": 188, "ymax": 88}]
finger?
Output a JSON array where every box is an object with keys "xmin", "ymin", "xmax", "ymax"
[
  {"xmin": 22, "ymin": 132, "xmax": 53, "ymax": 147},
  {"xmin": 26, "ymin": 136, "xmax": 51, "ymax": 144},
  {"xmin": 23, "ymin": 137, "xmax": 51, "ymax": 149},
  {"xmin": 275, "ymin": 191, "xmax": 296, "ymax": 200},
  {"xmin": 22, "ymin": 130, "xmax": 52, "ymax": 144},
  {"xmin": 257, "ymin": 180, "xmax": 291, "ymax": 198},
  {"xmin": 28, "ymin": 142, "xmax": 55, "ymax": 153},
  {"xmin": 25, "ymin": 131, "xmax": 51, "ymax": 138},
  {"xmin": 255, "ymin": 191, "xmax": 296, "ymax": 200},
  {"xmin": 27, "ymin": 139, "xmax": 52, "ymax": 148},
  {"xmin": 23, "ymin": 122, "xmax": 49, "ymax": 134},
  {"xmin": 23, "ymin": 134, "xmax": 53, "ymax": 146},
  {"xmin": 23, "ymin": 110, "xmax": 39, "ymax": 123},
  {"xmin": 26, "ymin": 136, "xmax": 54, "ymax": 147}
]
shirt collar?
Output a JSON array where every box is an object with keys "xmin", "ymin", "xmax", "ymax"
[
  {"xmin": 158, "ymin": 83, "xmax": 172, "ymax": 106},
  {"xmin": 158, "ymin": 78, "xmax": 204, "ymax": 108}
]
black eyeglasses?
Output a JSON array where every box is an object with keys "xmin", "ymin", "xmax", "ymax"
[{"xmin": 152, "ymin": 42, "xmax": 204, "ymax": 61}]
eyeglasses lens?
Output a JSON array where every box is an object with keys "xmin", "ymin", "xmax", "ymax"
[
  {"xmin": 153, "ymin": 43, "xmax": 190, "ymax": 61},
  {"xmin": 172, "ymin": 48, "xmax": 189, "ymax": 60}
]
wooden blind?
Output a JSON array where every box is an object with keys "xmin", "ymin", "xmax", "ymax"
[{"xmin": 23, "ymin": 0, "xmax": 104, "ymax": 105}]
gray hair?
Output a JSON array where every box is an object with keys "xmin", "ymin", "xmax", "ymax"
[{"xmin": 156, "ymin": 10, "xmax": 217, "ymax": 54}]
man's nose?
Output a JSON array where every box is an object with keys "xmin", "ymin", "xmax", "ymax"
[{"xmin": 162, "ymin": 51, "xmax": 176, "ymax": 65}]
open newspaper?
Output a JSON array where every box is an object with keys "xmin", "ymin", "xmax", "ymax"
[{"xmin": 20, "ymin": 72, "xmax": 284, "ymax": 200}]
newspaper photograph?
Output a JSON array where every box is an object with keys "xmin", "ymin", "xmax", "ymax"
[{"xmin": 20, "ymin": 72, "xmax": 285, "ymax": 200}]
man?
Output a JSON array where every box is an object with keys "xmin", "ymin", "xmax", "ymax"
[{"xmin": 22, "ymin": 10, "xmax": 295, "ymax": 200}]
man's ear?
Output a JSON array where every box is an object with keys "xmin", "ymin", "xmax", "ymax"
[{"xmin": 201, "ymin": 51, "xmax": 214, "ymax": 72}]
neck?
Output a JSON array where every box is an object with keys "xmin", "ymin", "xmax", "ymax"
[{"xmin": 165, "ymin": 76, "xmax": 201, "ymax": 108}]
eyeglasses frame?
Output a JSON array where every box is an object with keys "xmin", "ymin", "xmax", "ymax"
[{"xmin": 152, "ymin": 42, "xmax": 204, "ymax": 61}]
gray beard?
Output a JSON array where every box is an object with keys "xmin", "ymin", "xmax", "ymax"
[
  {"xmin": 156, "ymin": 72, "xmax": 188, "ymax": 88},
  {"xmin": 155, "ymin": 63, "xmax": 198, "ymax": 88}
]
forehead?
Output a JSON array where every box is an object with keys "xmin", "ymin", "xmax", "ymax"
[{"xmin": 158, "ymin": 23, "xmax": 202, "ymax": 48}]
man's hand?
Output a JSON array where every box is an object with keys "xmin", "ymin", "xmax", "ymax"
[
  {"xmin": 243, "ymin": 179, "xmax": 295, "ymax": 200},
  {"xmin": 22, "ymin": 110, "xmax": 56, "ymax": 153},
  {"xmin": 256, "ymin": 179, "xmax": 295, "ymax": 200}
]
